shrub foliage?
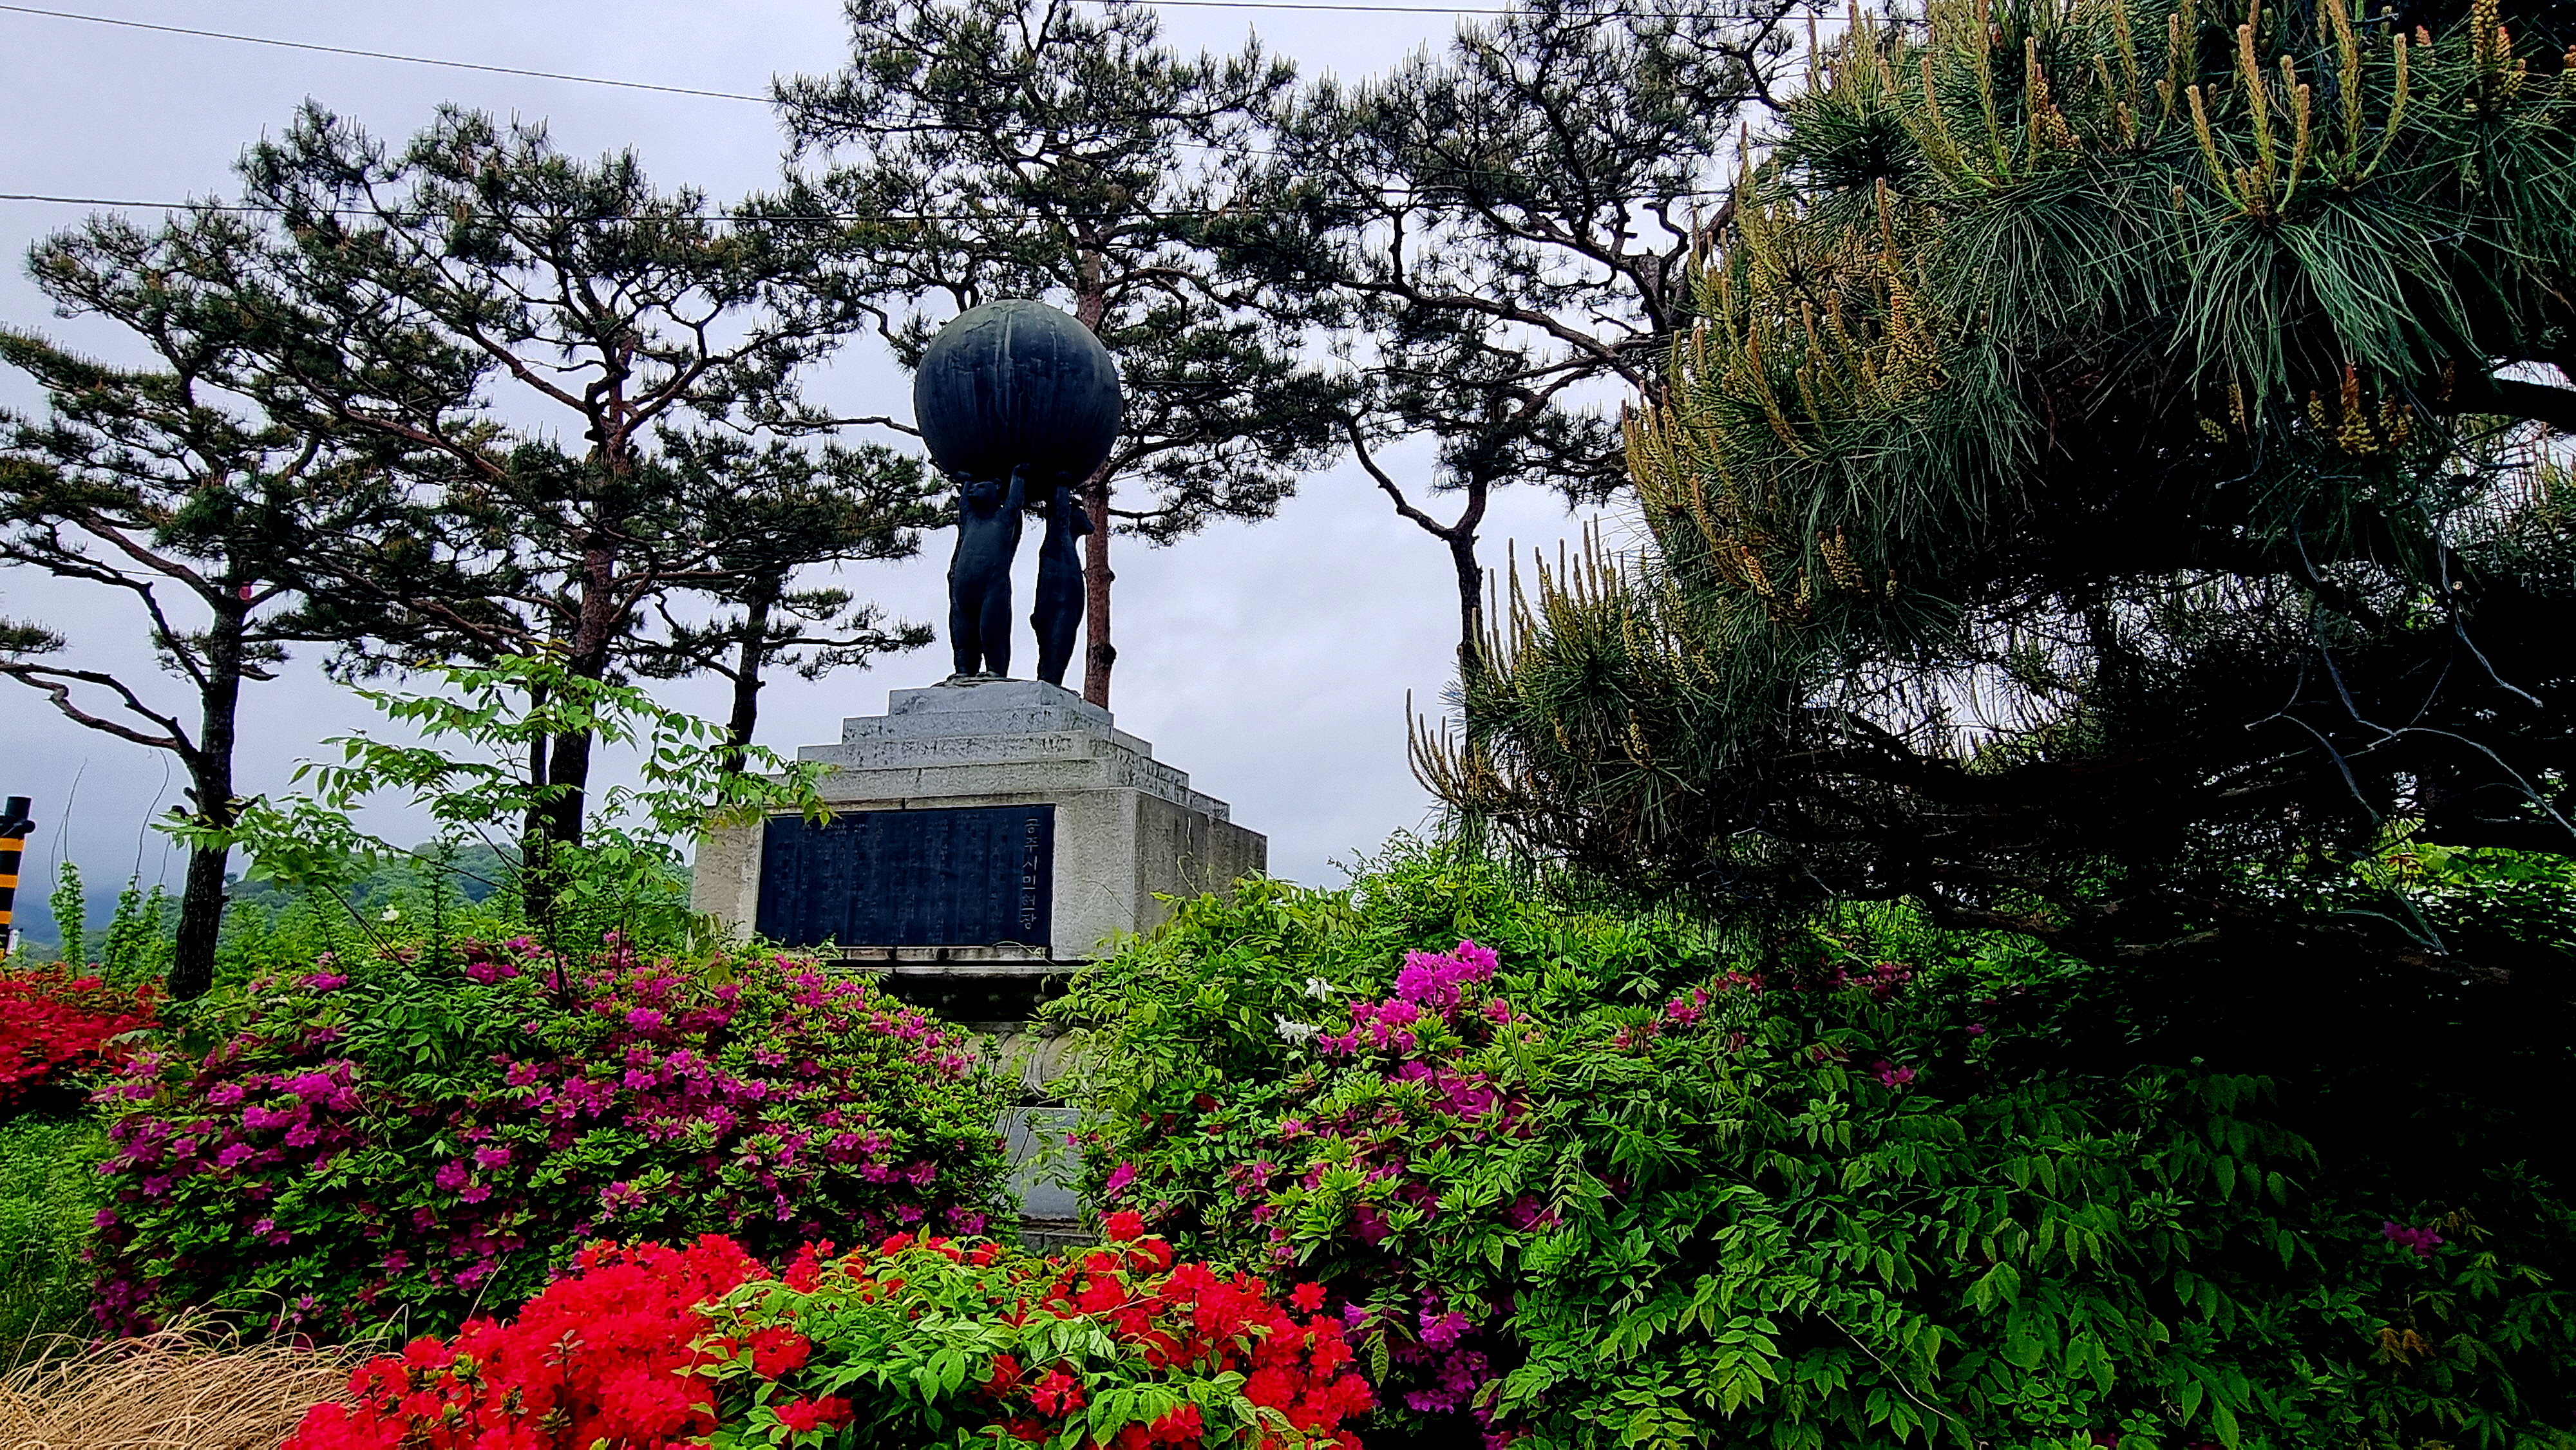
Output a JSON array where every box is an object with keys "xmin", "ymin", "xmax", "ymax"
[
  {"xmin": 1054, "ymin": 854, "xmax": 2576, "ymax": 1449},
  {"xmin": 0, "ymin": 1113, "xmax": 109, "ymax": 1350},
  {"xmin": 90, "ymin": 939, "xmax": 1014, "ymax": 1339}
]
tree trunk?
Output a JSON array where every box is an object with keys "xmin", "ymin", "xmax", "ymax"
[
  {"xmin": 516, "ymin": 677, "xmax": 554, "ymax": 925},
  {"xmin": 1073, "ymin": 279, "xmax": 1117, "ymax": 709},
  {"xmin": 722, "ymin": 587, "xmax": 776, "ymax": 777},
  {"xmin": 1440, "ymin": 480, "xmax": 1493, "ymax": 846},
  {"xmin": 1081, "ymin": 467, "xmax": 1115, "ymax": 708},
  {"xmin": 168, "ymin": 614, "xmax": 245, "ymax": 1001},
  {"xmin": 1449, "ymin": 478, "xmax": 1492, "ymax": 687},
  {"xmin": 544, "ymin": 724, "xmax": 594, "ymax": 849},
  {"xmin": 171, "ymin": 843, "xmax": 230, "ymax": 999},
  {"xmin": 545, "ymin": 529, "xmax": 623, "ymax": 850}
]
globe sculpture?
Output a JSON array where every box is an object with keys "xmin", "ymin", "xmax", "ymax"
[
  {"xmin": 915, "ymin": 301, "xmax": 1123, "ymax": 686},
  {"xmin": 914, "ymin": 300, "xmax": 1123, "ymax": 484}
]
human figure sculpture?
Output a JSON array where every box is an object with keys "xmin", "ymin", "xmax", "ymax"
[
  {"xmin": 946, "ymin": 464, "xmax": 1028, "ymax": 679},
  {"xmin": 1032, "ymin": 482, "xmax": 1093, "ymax": 688}
]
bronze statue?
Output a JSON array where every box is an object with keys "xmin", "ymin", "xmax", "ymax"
[
  {"xmin": 946, "ymin": 465, "xmax": 1028, "ymax": 679},
  {"xmin": 914, "ymin": 300, "xmax": 1122, "ymax": 684},
  {"xmin": 1032, "ymin": 483, "xmax": 1092, "ymax": 687}
]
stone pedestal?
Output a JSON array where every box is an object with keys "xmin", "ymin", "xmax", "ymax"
[{"xmin": 692, "ymin": 677, "xmax": 1264, "ymax": 975}]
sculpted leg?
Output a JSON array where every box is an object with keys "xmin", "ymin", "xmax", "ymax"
[
  {"xmin": 945, "ymin": 471, "xmax": 1025, "ymax": 677},
  {"xmin": 978, "ymin": 576, "xmax": 1014, "ymax": 679},
  {"xmin": 950, "ymin": 586, "xmax": 983, "ymax": 678}
]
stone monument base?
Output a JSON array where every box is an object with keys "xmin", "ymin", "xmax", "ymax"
[{"xmin": 691, "ymin": 677, "xmax": 1265, "ymax": 974}]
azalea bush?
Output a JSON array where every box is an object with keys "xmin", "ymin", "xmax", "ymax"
[
  {"xmin": 90, "ymin": 937, "xmax": 1014, "ymax": 1339},
  {"xmin": 285, "ymin": 1217, "xmax": 1373, "ymax": 1449},
  {"xmin": 0, "ymin": 965, "xmax": 159, "ymax": 1115},
  {"xmin": 1052, "ymin": 851, "xmax": 2576, "ymax": 1449}
]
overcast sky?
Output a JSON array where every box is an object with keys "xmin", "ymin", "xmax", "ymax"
[{"xmin": 0, "ymin": 0, "xmax": 1613, "ymax": 907}]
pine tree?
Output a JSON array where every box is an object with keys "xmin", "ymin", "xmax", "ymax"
[
  {"xmin": 629, "ymin": 432, "xmax": 940, "ymax": 773},
  {"xmin": 222, "ymin": 104, "xmax": 920, "ymax": 857},
  {"xmin": 1430, "ymin": 0, "xmax": 2576, "ymax": 972},
  {"xmin": 776, "ymin": 0, "xmax": 1350, "ymax": 706},
  {"xmin": 0, "ymin": 209, "xmax": 424, "ymax": 997},
  {"xmin": 1268, "ymin": 0, "xmax": 1812, "ymax": 679}
]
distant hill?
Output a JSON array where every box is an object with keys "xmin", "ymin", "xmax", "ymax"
[{"xmin": 6, "ymin": 842, "xmax": 520, "ymax": 959}]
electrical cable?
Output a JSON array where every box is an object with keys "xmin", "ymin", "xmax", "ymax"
[
  {"xmin": 0, "ymin": 183, "xmax": 1739, "ymax": 215},
  {"xmin": 0, "ymin": 0, "xmax": 1838, "ymax": 111},
  {"xmin": 0, "ymin": 0, "xmax": 1782, "ymax": 214},
  {"xmin": 1152, "ymin": 0, "xmax": 1804, "ymax": 11},
  {"xmin": 0, "ymin": 4, "xmax": 771, "ymax": 100}
]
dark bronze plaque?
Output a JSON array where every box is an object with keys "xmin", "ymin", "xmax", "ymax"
[{"xmin": 755, "ymin": 805, "xmax": 1055, "ymax": 948}]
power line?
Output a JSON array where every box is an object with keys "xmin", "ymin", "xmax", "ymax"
[
  {"xmin": 1, "ymin": 185, "xmax": 1739, "ymax": 218},
  {"xmin": 1151, "ymin": 0, "xmax": 1796, "ymax": 11},
  {"xmin": 0, "ymin": 191, "xmax": 1238, "ymax": 220},
  {"xmin": 0, "ymin": 2, "xmax": 1776, "ymax": 210},
  {"xmin": 0, "ymin": 0, "xmax": 1835, "ymax": 112},
  {"xmin": 0, "ymin": 3, "xmax": 772, "ymax": 102}
]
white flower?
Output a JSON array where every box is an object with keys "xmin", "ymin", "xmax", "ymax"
[
  {"xmin": 1302, "ymin": 975, "xmax": 1336, "ymax": 1000},
  {"xmin": 1273, "ymin": 1015, "xmax": 1320, "ymax": 1044},
  {"xmin": 380, "ymin": 905, "xmax": 401, "ymax": 922}
]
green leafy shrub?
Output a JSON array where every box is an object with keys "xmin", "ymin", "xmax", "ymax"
[
  {"xmin": 91, "ymin": 939, "xmax": 1016, "ymax": 1342},
  {"xmin": 188, "ymin": 653, "xmax": 829, "ymax": 963},
  {"xmin": 0, "ymin": 1113, "xmax": 109, "ymax": 1351},
  {"xmin": 208, "ymin": 842, "xmax": 536, "ymax": 993},
  {"xmin": 1054, "ymin": 853, "xmax": 2576, "ymax": 1449}
]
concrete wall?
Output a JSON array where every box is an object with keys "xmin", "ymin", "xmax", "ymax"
[
  {"xmin": 690, "ymin": 679, "xmax": 1265, "ymax": 962},
  {"xmin": 698, "ymin": 787, "xmax": 1262, "ymax": 959},
  {"xmin": 1133, "ymin": 793, "xmax": 1268, "ymax": 935}
]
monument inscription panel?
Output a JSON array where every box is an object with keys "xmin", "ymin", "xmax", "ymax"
[{"xmin": 755, "ymin": 805, "xmax": 1055, "ymax": 948}]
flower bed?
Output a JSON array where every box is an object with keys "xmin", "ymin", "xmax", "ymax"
[
  {"xmin": 1055, "ymin": 863, "xmax": 2576, "ymax": 1448},
  {"xmin": 285, "ymin": 1216, "xmax": 1372, "ymax": 1449},
  {"xmin": 89, "ymin": 939, "xmax": 1014, "ymax": 1339},
  {"xmin": 0, "ymin": 966, "xmax": 158, "ymax": 1114}
]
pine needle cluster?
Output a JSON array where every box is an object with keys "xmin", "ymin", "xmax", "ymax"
[{"xmin": 1426, "ymin": 0, "xmax": 2576, "ymax": 957}]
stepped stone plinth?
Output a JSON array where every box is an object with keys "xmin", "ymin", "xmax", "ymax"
[{"xmin": 692, "ymin": 677, "xmax": 1264, "ymax": 975}]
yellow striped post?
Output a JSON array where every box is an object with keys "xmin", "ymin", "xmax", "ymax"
[{"xmin": 0, "ymin": 796, "xmax": 31, "ymax": 963}]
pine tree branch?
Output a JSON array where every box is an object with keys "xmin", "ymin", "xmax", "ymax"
[
  {"xmin": 0, "ymin": 659, "xmax": 196, "ymax": 757},
  {"xmin": 1345, "ymin": 415, "xmax": 1459, "ymax": 542},
  {"xmin": 2454, "ymin": 373, "xmax": 2576, "ymax": 435}
]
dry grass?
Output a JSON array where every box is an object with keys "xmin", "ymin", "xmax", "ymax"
[{"xmin": 0, "ymin": 1323, "xmax": 357, "ymax": 1450}]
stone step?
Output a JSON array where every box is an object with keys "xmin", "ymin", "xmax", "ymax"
[
  {"xmin": 844, "ymin": 705, "xmax": 1142, "ymax": 744},
  {"xmin": 802, "ymin": 754, "xmax": 1224, "ymax": 818},
  {"xmin": 810, "ymin": 730, "xmax": 1128, "ymax": 769}
]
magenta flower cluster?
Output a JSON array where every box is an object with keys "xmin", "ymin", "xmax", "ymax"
[
  {"xmin": 1345, "ymin": 1294, "xmax": 1494, "ymax": 1420},
  {"xmin": 88, "ymin": 937, "xmax": 1012, "ymax": 1339},
  {"xmin": 2381, "ymin": 1221, "xmax": 2445, "ymax": 1259},
  {"xmin": 1114, "ymin": 941, "xmax": 1533, "ymax": 1444}
]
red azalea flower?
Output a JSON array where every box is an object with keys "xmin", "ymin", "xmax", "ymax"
[
  {"xmin": 773, "ymin": 1395, "xmax": 852, "ymax": 1433},
  {"xmin": 748, "ymin": 1326, "xmax": 811, "ymax": 1378},
  {"xmin": 1029, "ymin": 1368, "xmax": 1086, "ymax": 1415}
]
